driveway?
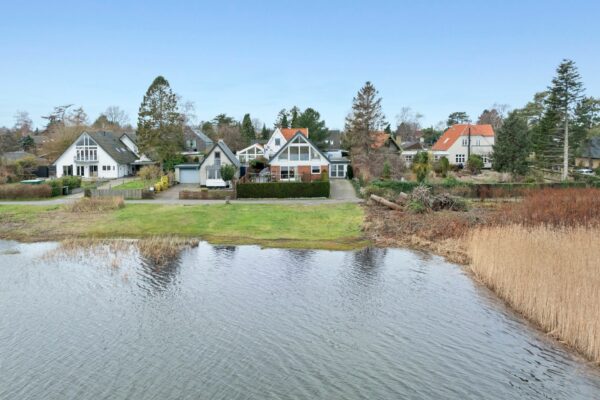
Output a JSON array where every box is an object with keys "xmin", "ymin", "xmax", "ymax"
[{"xmin": 329, "ymin": 179, "xmax": 360, "ymax": 202}]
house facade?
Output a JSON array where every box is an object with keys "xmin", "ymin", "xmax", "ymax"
[
  {"xmin": 576, "ymin": 137, "xmax": 600, "ymax": 169},
  {"xmin": 269, "ymin": 131, "xmax": 330, "ymax": 182},
  {"xmin": 400, "ymin": 141, "xmax": 426, "ymax": 166},
  {"xmin": 53, "ymin": 131, "xmax": 141, "ymax": 179},
  {"xmin": 431, "ymin": 124, "xmax": 494, "ymax": 168},
  {"xmin": 236, "ymin": 143, "xmax": 264, "ymax": 164},
  {"xmin": 198, "ymin": 140, "xmax": 240, "ymax": 187},
  {"xmin": 263, "ymin": 128, "xmax": 309, "ymax": 158},
  {"xmin": 183, "ymin": 126, "xmax": 214, "ymax": 155}
]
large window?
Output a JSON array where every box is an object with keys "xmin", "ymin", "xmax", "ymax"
[
  {"xmin": 281, "ymin": 167, "xmax": 295, "ymax": 180},
  {"xmin": 455, "ymin": 154, "xmax": 466, "ymax": 163},
  {"xmin": 207, "ymin": 167, "xmax": 221, "ymax": 180},
  {"xmin": 75, "ymin": 135, "xmax": 98, "ymax": 161}
]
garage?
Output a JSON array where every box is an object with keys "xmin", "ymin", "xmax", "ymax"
[{"xmin": 175, "ymin": 164, "xmax": 200, "ymax": 184}]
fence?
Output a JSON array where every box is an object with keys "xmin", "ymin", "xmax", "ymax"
[
  {"xmin": 179, "ymin": 188, "xmax": 236, "ymax": 200},
  {"xmin": 89, "ymin": 189, "xmax": 154, "ymax": 199}
]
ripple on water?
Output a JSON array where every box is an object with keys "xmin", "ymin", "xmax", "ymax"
[{"xmin": 0, "ymin": 241, "xmax": 599, "ymax": 400}]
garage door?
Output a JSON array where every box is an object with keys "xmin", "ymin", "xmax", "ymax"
[{"xmin": 179, "ymin": 168, "xmax": 200, "ymax": 183}]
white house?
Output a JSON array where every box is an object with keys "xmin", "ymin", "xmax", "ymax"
[
  {"xmin": 431, "ymin": 124, "xmax": 495, "ymax": 168},
  {"xmin": 236, "ymin": 143, "xmax": 264, "ymax": 164},
  {"xmin": 325, "ymin": 149, "xmax": 350, "ymax": 179},
  {"xmin": 263, "ymin": 128, "xmax": 309, "ymax": 158},
  {"xmin": 269, "ymin": 131, "xmax": 330, "ymax": 181},
  {"xmin": 53, "ymin": 131, "xmax": 141, "ymax": 179},
  {"xmin": 198, "ymin": 140, "xmax": 241, "ymax": 187}
]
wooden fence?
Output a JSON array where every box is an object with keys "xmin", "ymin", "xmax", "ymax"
[{"xmin": 89, "ymin": 189, "xmax": 154, "ymax": 199}]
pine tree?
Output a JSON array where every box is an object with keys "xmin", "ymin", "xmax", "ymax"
[
  {"xmin": 344, "ymin": 81, "xmax": 386, "ymax": 156},
  {"xmin": 261, "ymin": 124, "xmax": 269, "ymax": 140},
  {"xmin": 492, "ymin": 111, "xmax": 530, "ymax": 175},
  {"xmin": 384, "ymin": 124, "xmax": 393, "ymax": 137},
  {"xmin": 275, "ymin": 109, "xmax": 290, "ymax": 128},
  {"xmin": 296, "ymin": 107, "xmax": 329, "ymax": 149},
  {"xmin": 446, "ymin": 112, "xmax": 470, "ymax": 126},
  {"xmin": 240, "ymin": 113, "xmax": 255, "ymax": 145},
  {"xmin": 290, "ymin": 106, "xmax": 300, "ymax": 128},
  {"xmin": 137, "ymin": 76, "xmax": 184, "ymax": 163},
  {"xmin": 549, "ymin": 59, "xmax": 584, "ymax": 179}
]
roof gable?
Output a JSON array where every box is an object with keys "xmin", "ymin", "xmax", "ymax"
[
  {"xmin": 200, "ymin": 140, "xmax": 241, "ymax": 168},
  {"xmin": 371, "ymin": 132, "xmax": 401, "ymax": 150},
  {"xmin": 87, "ymin": 131, "xmax": 139, "ymax": 164},
  {"xmin": 269, "ymin": 131, "xmax": 330, "ymax": 164},
  {"xmin": 280, "ymin": 128, "xmax": 308, "ymax": 141},
  {"xmin": 431, "ymin": 124, "xmax": 494, "ymax": 151}
]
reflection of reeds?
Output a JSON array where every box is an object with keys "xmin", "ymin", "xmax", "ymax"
[{"xmin": 469, "ymin": 225, "xmax": 600, "ymax": 363}]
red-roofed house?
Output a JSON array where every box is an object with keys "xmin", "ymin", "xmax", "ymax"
[
  {"xmin": 432, "ymin": 124, "xmax": 495, "ymax": 168},
  {"xmin": 263, "ymin": 128, "xmax": 309, "ymax": 159}
]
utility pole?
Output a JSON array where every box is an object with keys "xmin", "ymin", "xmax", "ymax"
[
  {"xmin": 467, "ymin": 123, "xmax": 472, "ymax": 161},
  {"xmin": 562, "ymin": 104, "xmax": 569, "ymax": 181}
]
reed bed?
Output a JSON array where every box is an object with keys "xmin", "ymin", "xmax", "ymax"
[
  {"xmin": 137, "ymin": 237, "xmax": 198, "ymax": 266},
  {"xmin": 469, "ymin": 225, "xmax": 600, "ymax": 363},
  {"xmin": 68, "ymin": 196, "xmax": 125, "ymax": 213}
]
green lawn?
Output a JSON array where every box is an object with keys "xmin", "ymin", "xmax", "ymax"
[
  {"xmin": 0, "ymin": 203, "xmax": 366, "ymax": 250},
  {"xmin": 111, "ymin": 180, "xmax": 152, "ymax": 190}
]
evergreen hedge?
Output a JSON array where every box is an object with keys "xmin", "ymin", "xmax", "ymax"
[{"xmin": 237, "ymin": 181, "xmax": 330, "ymax": 198}]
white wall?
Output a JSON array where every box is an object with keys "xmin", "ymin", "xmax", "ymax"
[
  {"xmin": 120, "ymin": 135, "xmax": 138, "ymax": 155},
  {"xmin": 53, "ymin": 134, "xmax": 129, "ymax": 179},
  {"xmin": 445, "ymin": 135, "xmax": 494, "ymax": 168},
  {"xmin": 263, "ymin": 129, "xmax": 287, "ymax": 159},
  {"xmin": 199, "ymin": 147, "xmax": 239, "ymax": 186}
]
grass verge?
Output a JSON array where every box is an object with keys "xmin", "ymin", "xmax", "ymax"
[
  {"xmin": 111, "ymin": 179, "xmax": 152, "ymax": 190},
  {"xmin": 0, "ymin": 203, "xmax": 366, "ymax": 250}
]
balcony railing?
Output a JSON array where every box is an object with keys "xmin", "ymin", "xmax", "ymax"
[{"xmin": 74, "ymin": 156, "xmax": 98, "ymax": 162}]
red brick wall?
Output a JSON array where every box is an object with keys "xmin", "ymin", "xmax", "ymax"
[{"xmin": 270, "ymin": 165, "xmax": 328, "ymax": 182}]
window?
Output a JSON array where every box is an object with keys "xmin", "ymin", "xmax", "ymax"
[
  {"xmin": 311, "ymin": 149, "xmax": 321, "ymax": 160},
  {"xmin": 299, "ymin": 146, "xmax": 309, "ymax": 161},
  {"xmin": 281, "ymin": 167, "xmax": 295, "ymax": 180},
  {"xmin": 483, "ymin": 155, "xmax": 490, "ymax": 164},
  {"xmin": 112, "ymin": 166, "xmax": 116, "ymax": 170},
  {"xmin": 455, "ymin": 154, "xmax": 466, "ymax": 163},
  {"xmin": 275, "ymin": 138, "xmax": 281, "ymax": 146},
  {"xmin": 76, "ymin": 166, "xmax": 85, "ymax": 176},
  {"xmin": 311, "ymin": 166, "xmax": 321, "ymax": 174},
  {"xmin": 214, "ymin": 151, "xmax": 221, "ymax": 164},
  {"xmin": 207, "ymin": 167, "xmax": 221, "ymax": 180},
  {"xmin": 462, "ymin": 138, "xmax": 468, "ymax": 146},
  {"xmin": 404, "ymin": 155, "xmax": 413, "ymax": 162}
]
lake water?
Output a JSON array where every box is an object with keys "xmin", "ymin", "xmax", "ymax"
[{"xmin": 1, "ymin": 240, "xmax": 599, "ymax": 399}]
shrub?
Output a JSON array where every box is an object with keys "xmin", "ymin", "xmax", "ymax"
[
  {"xmin": 0, "ymin": 183, "xmax": 52, "ymax": 199},
  {"xmin": 467, "ymin": 154, "xmax": 484, "ymax": 174},
  {"xmin": 61, "ymin": 176, "xmax": 82, "ymax": 190},
  {"xmin": 249, "ymin": 157, "xmax": 268, "ymax": 171},
  {"xmin": 439, "ymin": 156, "xmax": 450, "ymax": 177},
  {"xmin": 407, "ymin": 200, "xmax": 427, "ymax": 213},
  {"xmin": 381, "ymin": 160, "xmax": 391, "ymax": 179},
  {"xmin": 361, "ymin": 185, "xmax": 395, "ymax": 200},
  {"xmin": 321, "ymin": 169, "xmax": 329, "ymax": 182},
  {"xmin": 138, "ymin": 165, "xmax": 161, "ymax": 181},
  {"xmin": 346, "ymin": 165, "xmax": 354, "ymax": 179},
  {"xmin": 411, "ymin": 151, "xmax": 431, "ymax": 182},
  {"xmin": 68, "ymin": 197, "xmax": 125, "ymax": 212},
  {"xmin": 237, "ymin": 181, "xmax": 330, "ymax": 198},
  {"xmin": 163, "ymin": 154, "xmax": 187, "ymax": 171},
  {"xmin": 220, "ymin": 164, "xmax": 236, "ymax": 182},
  {"xmin": 371, "ymin": 180, "xmax": 422, "ymax": 193}
]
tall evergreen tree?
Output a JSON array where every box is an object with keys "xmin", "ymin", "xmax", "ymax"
[
  {"xmin": 446, "ymin": 111, "xmax": 470, "ymax": 126},
  {"xmin": 290, "ymin": 106, "xmax": 300, "ymax": 128},
  {"xmin": 275, "ymin": 109, "xmax": 290, "ymax": 128},
  {"xmin": 549, "ymin": 59, "xmax": 584, "ymax": 179},
  {"xmin": 137, "ymin": 76, "xmax": 184, "ymax": 163},
  {"xmin": 492, "ymin": 111, "xmax": 530, "ymax": 175},
  {"xmin": 240, "ymin": 113, "xmax": 255, "ymax": 145},
  {"xmin": 261, "ymin": 124, "xmax": 270, "ymax": 140},
  {"xmin": 344, "ymin": 81, "xmax": 386, "ymax": 155},
  {"xmin": 295, "ymin": 108, "xmax": 329, "ymax": 149}
]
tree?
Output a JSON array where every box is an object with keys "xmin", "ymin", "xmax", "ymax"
[
  {"xmin": 344, "ymin": 81, "xmax": 386, "ymax": 156},
  {"xmin": 137, "ymin": 76, "xmax": 184, "ymax": 164},
  {"xmin": 412, "ymin": 151, "xmax": 430, "ymax": 182},
  {"xmin": 381, "ymin": 159, "xmax": 391, "ymax": 179},
  {"xmin": 220, "ymin": 164, "xmax": 236, "ymax": 183},
  {"xmin": 211, "ymin": 114, "xmax": 245, "ymax": 151},
  {"xmin": 20, "ymin": 135, "xmax": 35, "ymax": 151},
  {"xmin": 477, "ymin": 107, "xmax": 506, "ymax": 131},
  {"xmin": 92, "ymin": 114, "xmax": 112, "ymax": 130},
  {"xmin": 467, "ymin": 154, "xmax": 483, "ymax": 174},
  {"xmin": 447, "ymin": 112, "xmax": 470, "ymax": 126},
  {"xmin": 261, "ymin": 124, "xmax": 270, "ymax": 140},
  {"xmin": 295, "ymin": 107, "xmax": 328, "ymax": 148},
  {"xmin": 240, "ymin": 113, "xmax": 255, "ymax": 145},
  {"xmin": 395, "ymin": 107, "xmax": 423, "ymax": 141},
  {"xmin": 68, "ymin": 107, "xmax": 88, "ymax": 127},
  {"xmin": 42, "ymin": 104, "xmax": 73, "ymax": 129},
  {"xmin": 275, "ymin": 109, "xmax": 290, "ymax": 128},
  {"xmin": 290, "ymin": 106, "xmax": 300, "ymax": 128},
  {"xmin": 13, "ymin": 111, "xmax": 32, "ymax": 136},
  {"xmin": 104, "ymin": 106, "xmax": 129, "ymax": 126},
  {"xmin": 421, "ymin": 127, "xmax": 443, "ymax": 146},
  {"xmin": 550, "ymin": 59, "xmax": 584, "ymax": 180},
  {"xmin": 492, "ymin": 111, "xmax": 530, "ymax": 175}
]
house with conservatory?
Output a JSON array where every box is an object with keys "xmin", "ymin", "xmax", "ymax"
[
  {"xmin": 431, "ymin": 124, "xmax": 495, "ymax": 168},
  {"xmin": 268, "ymin": 130, "xmax": 330, "ymax": 182},
  {"xmin": 53, "ymin": 131, "xmax": 152, "ymax": 179}
]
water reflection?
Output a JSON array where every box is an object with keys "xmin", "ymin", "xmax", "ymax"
[
  {"xmin": 137, "ymin": 255, "xmax": 183, "ymax": 294},
  {"xmin": 211, "ymin": 245, "xmax": 237, "ymax": 262}
]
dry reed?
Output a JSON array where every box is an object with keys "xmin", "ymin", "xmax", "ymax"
[
  {"xmin": 469, "ymin": 225, "xmax": 600, "ymax": 363},
  {"xmin": 135, "ymin": 237, "xmax": 198, "ymax": 266},
  {"xmin": 68, "ymin": 196, "xmax": 125, "ymax": 213}
]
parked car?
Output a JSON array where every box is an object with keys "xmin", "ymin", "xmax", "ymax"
[{"xmin": 575, "ymin": 168, "xmax": 594, "ymax": 176}]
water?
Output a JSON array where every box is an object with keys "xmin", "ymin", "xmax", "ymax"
[{"xmin": 0, "ymin": 240, "xmax": 599, "ymax": 399}]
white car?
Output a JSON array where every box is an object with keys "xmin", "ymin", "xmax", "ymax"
[{"xmin": 575, "ymin": 168, "xmax": 594, "ymax": 176}]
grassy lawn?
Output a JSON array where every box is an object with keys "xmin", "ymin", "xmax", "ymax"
[
  {"xmin": 0, "ymin": 203, "xmax": 366, "ymax": 250},
  {"xmin": 111, "ymin": 179, "xmax": 152, "ymax": 190}
]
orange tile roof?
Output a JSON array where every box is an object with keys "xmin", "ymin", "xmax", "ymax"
[
  {"xmin": 281, "ymin": 128, "xmax": 308, "ymax": 141},
  {"xmin": 431, "ymin": 124, "xmax": 494, "ymax": 151}
]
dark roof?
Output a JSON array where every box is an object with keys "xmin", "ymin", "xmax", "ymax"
[
  {"xmin": 200, "ymin": 140, "xmax": 240, "ymax": 168},
  {"xmin": 185, "ymin": 126, "xmax": 214, "ymax": 145},
  {"xmin": 175, "ymin": 164, "xmax": 201, "ymax": 169},
  {"xmin": 269, "ymin": 131, "xmax": 331, "ymax": 164},
  {"xmin": 120, "ymin": 132, "xmax": 137, "ymax": 144},
  {"xmin": 581, "ymin": 137, "xmax": 600, "ymax": 159},
  {"xmin": 325, "ymin": 129, "xmax": 342, "ymax": 150},
  {"xmin": 87, "ymin": 131, "xmax": 138, "ymax": 164},
  {"xmin": 401, "ymin": 141, "xmax": 426, "ymax": 151},
  {"xmin": 1, "ymin": 151, "xmax": 45, "ymax": 163}
]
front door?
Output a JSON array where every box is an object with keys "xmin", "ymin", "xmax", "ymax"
[{"xmin": 89, "ymin": 165, "xmax": 98, "ymax": 177}]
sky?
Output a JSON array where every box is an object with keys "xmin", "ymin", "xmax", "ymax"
[{"xmin": 1, "ymin": 0, "xmax": 599, "ymax": 131}]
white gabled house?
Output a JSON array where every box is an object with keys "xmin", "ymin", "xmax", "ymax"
[
  {"xmin": 263, "ymin": 128, "xmax": 309, "ymax": 158},
  {"xmin": 236, "ymin": 143, "xmax": 264, "ymax": 164},
  {"xmin": 268, "ymin": 131, "xmax": 330, "ymax": 181},
  {"xmin": 197, "ymin": 140, "xmax": 240, "ymax": 187},
  {"xmin": 431, "ymin": 124, "xmax": 495, "ymax": 168},
  {"xmin": 53, "ymin": 131, "xmax": 145, "ymax": 179}
]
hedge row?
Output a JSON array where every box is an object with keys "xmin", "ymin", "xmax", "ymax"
[
  {"xmin": 48, "ymin": 176, "xmax": 82, "ymax": 196},
  {"xmin": 237, "ymin": 181, "xmax": 330, "ymax": 198},
  {"xmin": 0, "ymin": 184, "xmax": 53, "ymax": 199}
]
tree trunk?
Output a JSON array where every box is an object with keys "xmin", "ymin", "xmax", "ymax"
[{"xmin": 370, "ymin": 194, "xmax": 404, "ymax": 211}]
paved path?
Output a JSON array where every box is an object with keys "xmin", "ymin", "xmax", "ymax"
[{"xmin": 330, "ymin": 179, "xmax": 360, "ymax": 202}]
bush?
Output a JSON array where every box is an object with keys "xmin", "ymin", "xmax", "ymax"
[
  {"xmin": 433, "ymin": 156, "xmax": 450, "ymax": 178},
  {"xmin": 220, "ymin": 164, "xmax": 236, "ymax": 182},
  {"xmin": 163, "ymin": 154, "xmax": 187, "ymax": 172},
  {"xmin": 361, "ymin": 185, "xmax": 396, "ymax": 200},
  {"xmin": 321, "ymin": 169, "xmax": 329, "ymax": 182},
  {"xmin": 237, "ymin": 181, "xmax": 330, "ymax": 198},
  {"xmin": 138, "ymin": 165, "xmax": 161, "ymax": 181},
  {"xmin": 68, "ymin": 197, "xmax": 125, "ymax": 212},
  {"xmin": 60, "ymin": 176, "xmax": 82, "ymax": 190},
  {"xmin": 371, "ymin": 180, "xmax": 422, "ymax": 193},
  {"xmin": 467, "ymin": 154, "xmax": 484, "ymax": 174},
  {"xmin": 411, "ymin": 151, "xmax": 431, "ymax": 182},
  {"xmin": 0, "ymin": 183, "xmax": 52, "ymax": 199},
  {"xmin": 249, "ymin": 157, "xmax": 268, "ymax": 171},
  {"xmin": 381, "ymin": 160, "xmax": 391, "ymax": 180}
]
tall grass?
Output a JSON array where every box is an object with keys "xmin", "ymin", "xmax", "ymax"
[
  {"xmin": 469, "ymin": 225, "xmax": 600, "ymax": 363},
  {"xmin": 0, "ymin": 183, "xmax": 52, "ymax": 199},
  {"xmin": 68, "ymin": 196, "xmax": 125, "ymax": 212}
]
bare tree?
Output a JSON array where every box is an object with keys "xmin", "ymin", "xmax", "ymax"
[
  {"xmin": 395, "ymin": 107, "xmax": 423, "ymax": 141},
  {"xmin": 177, "ymin": 99, "xmax": 197, "ymax": 126},
  {"xmin": 13, "ymin": 111, "xmax": 32, "ymax": 136},
  {"xmin": 104, "ymin": 106, "xmax": 130, "ymax": 126}
]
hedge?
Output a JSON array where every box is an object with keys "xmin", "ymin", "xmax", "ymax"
[
  {"xmin": 0, "ymin": 184, "xmax": 53, "ymax": 199},
  {"xmin": 237, "ymin": 181, "xmax": 330, "ymax": 198},
  {"xmin": 48, "ymin": 176, "xmax": 82, "ymax": 196}
]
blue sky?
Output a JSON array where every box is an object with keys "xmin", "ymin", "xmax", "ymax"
[{"xmin": 1, "ymin": 0, "xmax": 599, "ymax": 130}]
